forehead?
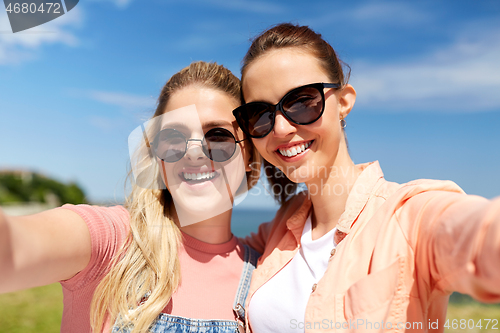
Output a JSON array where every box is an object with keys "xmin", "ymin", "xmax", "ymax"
[
  {"xmin": 242, "ymin": 48, "xmax": 330, "ymax": 104},
  {"xmin": 162, "ymin": 86, "xmax": 240, "ymax": 129}
]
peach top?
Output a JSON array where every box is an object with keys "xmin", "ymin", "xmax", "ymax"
[{"xmin": 244, "ymin": 161, "xmax": 500, "ymax": 333}]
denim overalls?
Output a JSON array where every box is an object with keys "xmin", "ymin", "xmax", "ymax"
[{"xmin": 112, "ymin": 244, "xmax": 260, "ymax": 333}]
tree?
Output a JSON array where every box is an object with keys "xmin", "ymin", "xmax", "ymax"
[{"xmin": 0, "ymin": 171, "xmax": 87, "ymax": 205}]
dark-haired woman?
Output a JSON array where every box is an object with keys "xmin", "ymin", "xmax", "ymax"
[{"xmin": 236, "ymin": 23, "xmax": 500, "ymax": 332}]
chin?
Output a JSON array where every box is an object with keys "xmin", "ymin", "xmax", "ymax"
[
  {"xmin": 280, "ymin": 165, "xmax": 313, "ymax": 184},
  {"xmin": 172, "ymin": 194, "xmax": 233, "ymax": 226}
]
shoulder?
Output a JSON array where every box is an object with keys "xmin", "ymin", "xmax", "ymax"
[
  {"xmin": 60, "ymin": 204, "xmax": 129, "ymax": 228},
  {"xmin": 387, "ymin": 179, "xmax": 470, "ymax": 231},
  {"xmin": 60, "ymin": 204, "xmax": 129, "ymax": 220},
  {"xmin": 59, "ymin": 205, "xmax": 130, "ymax": 289},
  {"xmin": 394, "ymin": 179, "xmax": 466, "ymax": 210},
  {"xmin": 59, "ymin": 204, "xmax": 130, "ymax": 250},
  {"xmin": 377, "ymin": 178, "xmax": 465, "ymax": 206}
]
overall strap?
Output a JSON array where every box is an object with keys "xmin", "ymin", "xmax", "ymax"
[{"xmin": 233, "ymin": 244, "xmax": 260, "ymax": 332}]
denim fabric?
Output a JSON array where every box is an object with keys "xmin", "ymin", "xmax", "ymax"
[
  {"xmin": 135, "ymin": 314, "xmax": 239, "ymax": 333},
  {"xmin": 112, "ymin": 244, "xmax": 260, "ymax": 333}
]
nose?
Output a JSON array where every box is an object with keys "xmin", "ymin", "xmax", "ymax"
[
  {"xmin": 272, "ymin": 110, "xmax": 297, "ymax": 138},
  {"xmin": 184, "ymin": 140, "xmax": 206, "ymax": 161}
]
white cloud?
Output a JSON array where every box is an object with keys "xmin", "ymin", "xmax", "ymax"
[
  {"xmin": 350, "ymin": 27, "xmax": 500, "ymax": 112},
  {"xmin": 0, "ymin": 7, "xmax": 83, "ymax": 65},
  {"xmin": 307, "ymin": 1, "xmax": 432, "ymax": 29},
  {"xmin": 87, "ymin": 0, "xmax": 134, "ymax": 9},
  {"xmin": 346, "ymin": 2, "xmax": 429, "ymax": 24},
  {"xmin": 87, "ymin": 90, "xmax": 157, "ymax": 110},
  {"xmin": 112, "ymin": 0, "xmax": 133, "ymax": 9},
  {"xmin": 196, "ymin": 0, "xmax": 285, "ymax": 14},
  {"xmin": 82, "ymin": 90, "xmax": 156, "ymax": 131}
]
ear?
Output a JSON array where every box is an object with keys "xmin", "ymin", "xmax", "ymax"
[
  {"xmin": 338, "ymin": 84, "xmax": 356, "ymax": 119},
  {"xmin": 244, "ymin": 145, "xmax": 253, "ymax": 172}
]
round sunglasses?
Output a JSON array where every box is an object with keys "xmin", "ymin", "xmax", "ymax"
[
  {"xmin": 150, "ymin": 127, "xmax": 244, "ymax": 163},
  {"xmin": 233, "ymin": 82, "xmax": 340, "ymax": 138}
]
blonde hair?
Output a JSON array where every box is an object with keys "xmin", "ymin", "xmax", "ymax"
[{"xmin": 91, "ymin": 61, "xmax": 261, "ymax": 333}]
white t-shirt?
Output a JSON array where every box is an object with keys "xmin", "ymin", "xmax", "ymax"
[{"xmin": 248, "ymin": 215, "xmax": 338, "ymax": 332}]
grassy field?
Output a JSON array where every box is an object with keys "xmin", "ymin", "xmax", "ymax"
[
  {"xmin": 0, "ymin": 283, "xmax": 63, "ymax": 333},
  {"xmin": 0, "ymin": 284, "xmax": 499, "ymax": 332}
]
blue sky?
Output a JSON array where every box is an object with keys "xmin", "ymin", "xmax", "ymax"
[{"xmin": 1, "ymin": 0, "xmax": 499, "ymax": 209}]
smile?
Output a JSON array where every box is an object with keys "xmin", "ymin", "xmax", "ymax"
[
  {"xmin": 182, "ymin": 171, "xmax": 217, "ymax": 182},
  {"xmin": 277, "ymin": 141, "xmax": 313, "ymax": 158}
]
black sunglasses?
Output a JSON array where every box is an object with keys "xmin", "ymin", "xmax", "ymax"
[
  {"xmin": 233, "ymin": 82, "xmax": 340, "ymax": 138},
  {"xmin": 150, "ymin": 127, "xmax": 244, "ymax": 163}
]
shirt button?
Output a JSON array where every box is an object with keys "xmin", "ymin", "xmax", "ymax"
[
  {"xmin": 312, "ymin": 283, "xmax": 317, "ymax": 292},
  {"xmin": 330, "ymin": 248, "xmax": 336, "ymax": 258}
]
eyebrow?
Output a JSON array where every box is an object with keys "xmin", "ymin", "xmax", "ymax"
[
  {"xmin": 202, "ymin": 120, "xmax": 233, "ymax": 128},
  {"xmin": 161, "ymin": 120, "xmax": 233, "ymax": 131},
  {"xmin": 161, "ymin": 122, "xmax": 189, "ymax": 131}
]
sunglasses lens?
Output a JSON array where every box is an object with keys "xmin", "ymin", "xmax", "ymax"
[
  {"xmin": 154, "ymin": 129, "xmax": 186, "ymax": 162},
  {"xmin": 235, "ymin": 85, "xmax": 326, "ymax": 138},
  {"xmin": 239, "ymin": 103, "xmax": 274, "ymax": 138},
  {"xmin": 204, "ymin": 128, "xmax": 237, "ymax": 162},
  {"xmin": 282, "ymin": 86, "xmax": 323, "ymax": 124}
]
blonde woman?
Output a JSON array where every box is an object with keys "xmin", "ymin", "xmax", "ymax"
[{"xmin": 0, "ymin": 61, "xmax": 261, "ymax": 333}]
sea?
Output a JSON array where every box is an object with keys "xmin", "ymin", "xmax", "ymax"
[{"xmin": 231, "ymin": 207, "xmax": 278, "ymax": 238}]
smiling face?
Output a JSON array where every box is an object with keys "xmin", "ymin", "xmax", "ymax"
[
  {"xmin": 242, "ymin": 48, "xmax": 356, "ymax": 185},
  {"xmin": 158, "ymin": 85, "xmax": 249, "ymax": 226}
]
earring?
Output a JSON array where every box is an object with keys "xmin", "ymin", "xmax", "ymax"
[{"xmin": 340, "ymin": 118, "xmax": 347, "ymax": 129}]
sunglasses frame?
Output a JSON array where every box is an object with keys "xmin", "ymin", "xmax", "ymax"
[
  {"xmin": 149, "ymin": 127, "xmax": 245, "ymax": 163},
  {"xmin": 233, "ymin": 82, "xmax": 341, "ymax": 138}
]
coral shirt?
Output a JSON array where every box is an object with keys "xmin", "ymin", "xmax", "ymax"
[
  {"xmin": 244, "ymin": 161, "xmax": 500, "ymax": 333},
  {"xmin": 59, "ymin": 204, "xmax": 244, "ymax": 333}
]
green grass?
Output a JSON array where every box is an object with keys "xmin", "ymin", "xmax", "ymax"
[
  {"xmin": 0, "ymin": 286, "xmax": 499, "ymax": 332},
  {"xmin": 0, "ymin": 283, "xmax": 63, "ymax": 333},
  {"xmin": 445, "ymin": 300, "xmax": 500, "ymax": 333}
]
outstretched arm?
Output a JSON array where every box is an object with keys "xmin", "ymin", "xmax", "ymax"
[
  {"xmin": 0, "ymin": 207, "xmax": 91, "ymax": 293},
  {"xmin": 406, "ymin": 192, "xmax": 500, "ymax": 302}
]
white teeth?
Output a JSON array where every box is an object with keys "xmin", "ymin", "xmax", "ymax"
[
  {"xmin": 279, "ymin": 141, "xmax": 312, "ymax": 157},
  {"xmin": 183, "ymin": 172, "xmax": 216, "ymax": 181}
]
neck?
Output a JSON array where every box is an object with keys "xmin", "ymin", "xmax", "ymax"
[
  {"xmin": 174, "ymin": 208, "xmax": 233, "ymax": 244},
  {"xmin": 305, "ymin": 145, "xmax": 361, "ymax": 240}
]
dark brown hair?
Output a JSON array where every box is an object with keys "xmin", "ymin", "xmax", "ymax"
[{"xmin": 241, "ymin": 23, "xmax": 350, "ymax": 204}]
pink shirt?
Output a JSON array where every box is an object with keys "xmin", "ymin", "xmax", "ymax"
[
  {"xmin": 60, "ymin": 204, "xmax": 244, "ymax": 333},
  {"xmin": 244, "ymin": 161, "xmax": 500, "ymax": 333}
]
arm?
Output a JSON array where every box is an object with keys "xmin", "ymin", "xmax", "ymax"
[
  {"xmin": 0, "ymin": 207, "xmax": 91, "ymax": 293},
  {"xmin": 405, "ymin": 192, "xmax": 500, "ymax": 302}
]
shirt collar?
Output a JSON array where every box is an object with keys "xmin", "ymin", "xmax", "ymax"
[
  {"xmin": 284, "ymin": 161, "xmax": 384, "ymax": 239},
  {"xmin": 336, "ymin": 161, "xmax": 384, "ymax": 234}
]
